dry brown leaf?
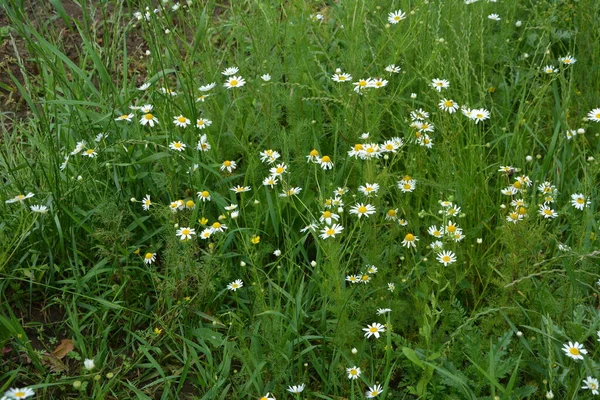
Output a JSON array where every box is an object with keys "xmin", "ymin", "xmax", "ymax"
[{"xmin": 51, "ymin": 338, "xmax": 74, "ymax": 359}]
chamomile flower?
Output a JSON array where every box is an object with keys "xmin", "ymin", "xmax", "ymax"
[
  {"xmin": 221, "ymin": 160, "xmax": 237, "ymax": 173},
  {"xmin": 198, "ymin": 82, "xmax": 216, "ymax": 91},
  {"xmin": 587, "ymin": 108, "xmax": 600, "ymax": 122},
  {"xmin": 140, "ymin": 113, "xmax": 159, "ymax": 127},
  {"xmin": 385, "ymin": 64, "xmax": 401, "ymax": 73},
  {"xmin": 371, "ymin": 78, "xmax": 388, "ymax": 88},
  {"xmin": 224, "ymin": 76, "xmax": 245, "ymax": 89},
  {"xmin": 196, "ymin": 94, "xmax": 210, "ymax": 102},
  {"xmin": 582, "ymin": 377, "xmax": 599, "ymax": 395},
  {"xmin": 114, "ymin": 113, "xmax": 134, "ymax": 122},
  {"xmin": 4, "ymin": 388, "xmax": 35, "ymax": 399},
  {"xmin": 334, "ymin": 187, "xmax": 349, "ymax": 196},
  {"xmin": 385, "ymin": 208, "xmax": 398, "ymax": 220},
  {"xmin": 347, "ymin": 366, "xmax": 361, "ymax": 380},
  {"xmin": 144, "ymin": 253, "xmax": 156, "ymax": 265},
  {"xmin": 388, "ymin": 9, "xmax": 406, "ymax": 24},
  {"xmin": 318, "ymin": 155, "xmax": 334, "ymax": 170},
  {"xmin": 30, "ymin": 205, "xmax": 48, "ymax": 214},
  {"xmin": 210, "ymin": 221, "xmax": 228, "ymax": 233},
  {"xmin": 170, "ymin": 141, "xmax": 186, "ymax": 151},
  {"xmin": 5, "ymin": 192, "xmax": 35, "ymax": 204},
  {"xmin": 259, "ymin": 149, "xmax": 281, "ymax": 164},
  {"xmin": 358, "ymin": 183, "xmax": 379, "ymax": 197},
  {"xmin": 398, "ymin": 176, "xmax": 416, "ymax": 193},
  {"xmin": 287, "ymin": 384, "xmax": 305, "ymax": 394},
  {"xmin": 138, "ymin": 82, "xmax": 151, "ymax": 91},
  {"xmin": 227, "ymin": 279, "xmax": 243, "ymax": 291},
  {"xmin": 430, "ymin": 241, "xmax": 443, "ymax": 250},
  {"xmin": 260, "ymin": 74, "xmax": 271, "ymax": 82},
  {"xmin": 381, "ymin": 138, "xmax": 403, "ymax": 153},
  {"xmin": 319, "ymin": 210, "xmax": 339, "ymax": 225},
  {"xmin": 366, "ymin": 384, "xmax": 383, "ymax": 398},
  {"xmin": 222, "ymin": 66, "xmax": 239, "ymax": 76},
  {"xmin": 417, "ymin": 134, "xmax": 433, "ymax": 148},
  {"xmin": 197, "ymin": 134, "xmax": 211, "ymax": 151},
  {"xmin": 506, "ymin": 211, "xmax": 523, "ymax": 223},
  {"xmin": 332, "ymin": 72, "xmax": 352, "ymax": 82},
  {"xmin": 173, "ymin": 115, "xmax": 191, "ymax": 127},
  {"xmin": 376, "ymin": 308, "xmax": 391, "ymax": 315},
  {"xmin": 402, "ymin": 233, "xmax": 418, "ymax": 248},
  {"xmin": 349, "ymin": 203, "xmax": 376, "ymax": 218},
  {"xmin": 142, "ymin": 195, "xmax": 152, "ymax": 210},
  {"xmin": 159, "ymin": 87, "xmax": 177, "ymax": 96},
  {"xmin": 571, "ymin": 193, "xmax": 590, "ymax": 210},
  {"xmin": 319, "ymin": 224, "xmax": 344, "ymax": 239},
  {"xmin": 562, "ymin": 341, "xmax": 587, "ymax": 360},
  {"xmin": 176, "ymin": 227, "xmax": 196, "ymax": 241},
  {"xmin": 363, "ymin": 322, "xmax": 385, "ymax": 338},
  {"xmin": 279, "ymin": 187, "xmax": 302, "ymax": 197},
  {"xmin": 259, "ymin": 393, "xmax": 275, "ymax": 400},
  {"xmin": 470, "ymin": 108, "xmax": 491, "ymax": 124},
  {"xmin": 306, "ymin": 148, "xmax": 320, "ymax": 162},
  {"xmin": 262, "ymin": 176, "xmax": 279, "ymax": 188},
  {"xmin": 197, "ymin": 190, "xmax": 211, "ymax": 202},
  {"xmin": 437, "ymin": 251, "xmax": 457, "ymax": 266},
  {"xmin": 431, "ymin": 78, "xmax": 450, "ymax": 92},
  {"xmin": 543, "ymin": 65, "xmax": 558, "ymax": 74},
  {"xmin": 346, "ymin": 275, "xmax": 361, "ymax": 283},
  {"xmin": 439, "ymin": 99, "xmax": 459, "ymax": 113},
  {"xmin": 427, "ymin": 226, "xmax": 443, "ymax": 238},
  {"xmin": 199, "ymin": 229, "xmax": 212, "ymax": 240},
  {"xmin": 559, "ymin": 55, "xmax": 577, "ymax": 65},
  {"xmin": 353, "ymin": 78, "xmax": 372, "ymax": 93},
  {"xmin": 410, "ymin": 108, "xmax": 430, "ymax": 121},
  {"xmin": 539, "ymin": 205, "xmax": 558, "ymax": 219},
  {"xmin": 231, "ymin": 185, "xmax": 251, "ymax": 193},
  {"xmin": 359, "ymin": 274, "xmax": 371, "ymax": 284},
  {"xmin": 196, "ymin": 118, "xmax": 212, "ymax": 129},
  {"xmin": 387, "ymin": 283, "xmax": 396, "ymax": 292},
  {"xmin": 269, "ymin": 163, "xmax": 288, "ymax": 176},
  {"xmin": 487, "ymin": 13, "xmax": 501, "ymax": 20},
  {"xmin": 82, "ymin": 149, "xmax": 98, "ymax": 158}
]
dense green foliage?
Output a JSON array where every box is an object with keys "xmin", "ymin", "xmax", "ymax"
[{"xmin": 1, "ymin": 0, "xmax": 599, "ymax": 398}]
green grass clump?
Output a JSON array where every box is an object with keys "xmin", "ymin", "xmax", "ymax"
[{"xmin": 1, "ymin": 0, "xmax": 600, "ymax": 398}]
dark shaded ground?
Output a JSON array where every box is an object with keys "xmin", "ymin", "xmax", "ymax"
[{"xmin": 0, "ymin": 1, "xmax": 147, "ymax": 118}]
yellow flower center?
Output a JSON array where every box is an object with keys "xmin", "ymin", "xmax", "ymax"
[
  {"xmin": 405, "ymin": 233, "xmax": 415, "ymax": 241},
  {"xmin": 421, "ymin": 123, "xmax": 429, "ymax": 129},
  {"xmin": 518, "ymin": 207, "xmax": 527, "ymax": 215},
  {"xmin": 186, "ymin": 200, "xmax": 194, "ymax": 208},
  {"xmin": 385, "ymin": 144, "xmax": 394, "ymax": 150},
  {"xmin": 15, "ymin": 392, "xmax": 26, "ymax": 397},
  {"xmin": 276, "ymin": 167, "xmax": 284, "ymax": 174},
  {"xmin": 323, "ymin": 211, "xmax": 331, "ymax": 218},
  {"xmin": 178, "ymin": 116, "xmax": 187, "ymax": 123},
  {"xmin": 182, "ymin": 229, "xmax": 190, "ymax": 235},
  {"xmin": 174, "ymin": 143, "xmax": 182, "ymax": 148},
  {"xmin": 359, "ymin": 80, "xmax": 367, "ymax": 87},
  {"xmin": 309, "ymin": 149, "xmax": 319, "ymax": 156},
  {"xmin": 444, "ymin": 100, "xmax": 453, "ymax": 107},
  {"xmin": 569, "ymin": 347, "xmax": 580, "ymax": 355},
  {"xmin": 509, "ymin": 213, "xmax": 518, "ymax": 220},
  {"xmin": 403, "ymin": 183, "xmax": 411, "ymax": 190},
  {"xmin": 595, "ymin": 113, "xmax": 600, "ymax": 119},
  {"xmin": 513, "ymin": 181, "xmax": 522, "ymax": 189},
  {"xmin": 387, "ymin": 209, "xmax": 397, "ymax": 217},
  {"xmin": 443, "ymin": 255, "xmax": 451, "ymax": 262},
  {"xmin": 321, "ymin": 155, "xmax": 331, "ymax": 163},
  {"xmin": 476, "ymin": 113, "xmax": 484, "ymax": 119},
  {"xmin": 354, "ymin": 144, "xmax": 364, "ymax": 151},
  {"xmin": 350, "ymin": 369, "xmax": 357, "ymax": 375},
  {"xmin": 358, "ymin": 206, "xmax": 367, "ymax": 214},
  {"xmin": 544, "ymin": 209, "xmax": 552, "ymax": 215},
  {"xmin": 371, "ymin": 390, "xmax": 380, "ymax": 396},
  {"xmin": 201, "ymin": 191, "xmax": 210, "ymax": 198},
  {"xmin": 339, "ymin": 76, "xmax": 346, "ymax": 81},
  {"xmin": 447, "ymin": 225, "xmax": 457, "ymax": 233},
  {"xmin": 366, "ymin": 147, "xmax": 374, "ymax": 153},
  {"xmin": 224, "ymin": 161, "xmax": 231, "ymax": 167},
  {"xmin": 230, "ymin": 79, "xmax": 238, "ymax": 86},
  {"xmin": 212, "ymin": 222, "xmax": 221, "ymax": 229},
  {"xmin": 144, "ymin": 113, "xmax": 154, "ymax": 120},
  {"xmin": 576, "ymin": 198, "xmax": 584, "ymax": 204},
  {"xmin": 369, "ymin": 327, "xmax": 378, "ymax": 332},
  {"xmin": 197, "ymin": 120, "xmax": 204, "ymax": 125},
  {"xmin": 145, "ymin": 253, "xmax": 153, "ymax": 259}
]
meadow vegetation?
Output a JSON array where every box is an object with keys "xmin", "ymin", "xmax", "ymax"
[{"xmin": 0, "ymin": 0, "xmax": 599, "ymax": 398}]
